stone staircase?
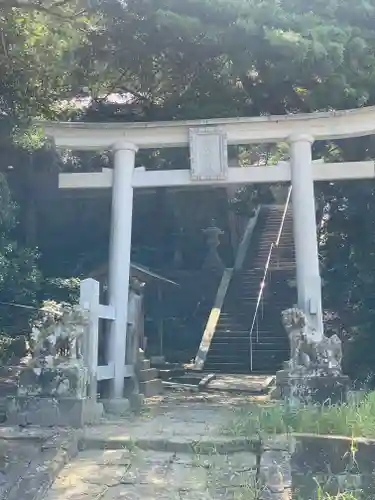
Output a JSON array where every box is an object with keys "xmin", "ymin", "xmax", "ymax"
[
  {"xmin": 204, "ymin": 205, "xmax": 296, "ymax": 373},
  {"xmin": 138, "ymin": 350, "xmax": 163, "ymax": 397}
]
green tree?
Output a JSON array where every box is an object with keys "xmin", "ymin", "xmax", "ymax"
[
  {"xmin": 0, "ymin": 173, "xmax": 41, "ymax": 335},
  {"xmin": 0, "ymin": 0, "xmax": 99, "ymax": 147},
  {"xmin": 77, "ymin": 0, "xmax": 375, "ymax": 121}
]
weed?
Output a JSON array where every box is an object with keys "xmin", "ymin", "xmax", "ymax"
[
  {"xmin": 315, "ymin": 483, "xmax": 362, "ymax": 499},
  {"xmin": 223, "ymin": 392, "xmax": 375, "ymax": 438}
]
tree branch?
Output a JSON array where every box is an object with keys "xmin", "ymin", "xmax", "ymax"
[
  {"xmin": 0, "ymin": 0, "xmax": 87, "ymax": 21},
  {"xmin": 96, "ymin": 68, "xmax": 153, "ymax": 105}
]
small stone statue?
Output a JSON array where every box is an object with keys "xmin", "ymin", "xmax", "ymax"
[
  {"xmin": 281, "ymin": 307, "xmax": 343, "ymax": 376},
  {"xmin": 202, "ymin": 220, "xmax": 225, "ymax": 272}
]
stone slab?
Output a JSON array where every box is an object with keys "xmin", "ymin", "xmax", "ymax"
[
  {"xmin": 139, "ymin": 368, "xmax": 159, "ymax": 382},
  {"xmin": 139, "ymin": 379, "xmax": 163, "ymax": 398},
  {"xmin": 0, "ymin": 438, "xmax": 42, "ymax": 500},
  {"xmin": 128, "ymin": 393, "xmax": 145, "ymax": 410},
  {"xmin": 43, "ymin": 448, "xmax": 258, "ymax": 500},
  {"xmin": 4, "ymin": 429, "xmax": 81, "ymax": 500},
  {"xmin": 207, "ymin": 374, "xmax": 275, "ymax": 394},
  {"xmin": 102, "ymin": 398, "xmax": 131, "ymax": 416},
  {"xmin": 140, "ymin": 359, "xmax": 151, "ymax": 370},
  {"xmin": 82, "ymin": 396, "xmax": 262, "ymax": 455},
  {"xmin": 6, "ymin": 396, "xmax": 103, "ymax": 428},
  {"xmin": 198, "ymin": 373, "xmax": 216, "ymax": 390}
]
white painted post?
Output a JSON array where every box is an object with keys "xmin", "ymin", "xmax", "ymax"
[
  {"xmin": 108, "ymin": 141, "xmax": 138, "ymax": 398},
  {"xmin": 79, "ymin": 278, "xmax": 100, "ymax": 398},
  {"xmin": 289, "ymin": 134, "xmax": 323, "ymax": 337}
]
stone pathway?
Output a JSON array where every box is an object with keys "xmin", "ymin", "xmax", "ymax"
[
  {"xmin": 45, "ymin": 448, "xmax": 258, "ymax": 499},
  {"xmin": 0, "ymin": 438, "xmax": 41, "ymax": 499},
  {"xmin": 0, "ymin": 426, "xmax": 80, "ymax": 500},
  {"xmin": 44, "ymin": 391, "xmax": 266, "ymax": 500}
]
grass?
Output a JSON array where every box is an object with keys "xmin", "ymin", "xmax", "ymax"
[
  {"xmin": 318, "ymin": 492, "xmax": 361, "ymax": 500},
  {"xmin": 223, "ymin": 392, "xmax": 375, "ymax": 438}
]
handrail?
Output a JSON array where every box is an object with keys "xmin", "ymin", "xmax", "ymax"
[{"xmin": 249, "ymin": 186, "xmax": 293, "ymax": 372}]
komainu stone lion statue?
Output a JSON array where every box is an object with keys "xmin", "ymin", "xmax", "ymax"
[{"xmin": 281, "ymin": 307, "xmax": 342, "ymax": 375}]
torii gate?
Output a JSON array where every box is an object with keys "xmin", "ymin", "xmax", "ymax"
[{"xmin": 39, "ymin": 106, "xmax": 375, "ymax": 398}]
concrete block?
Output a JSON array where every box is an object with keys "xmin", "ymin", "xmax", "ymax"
[
  {"xmin": 6, "ymin": 396, "xmax": 103, "ymax": 428},
  {"xmin": 139, "ymin": 368, "xmax": 159, "ymax": 382},
  {"xmin": 140, "ymin": 359, "xmax": 151, "ymax": 370},
  {"xmin": 139, "ymin": 379, "xmax": 163, "ymax": 398},
  {"xmin": 128, "ymin": 393, "xmax": 145, "ymax": 410},
  {"xmin": 102, "ymin": 398, "xmax": 131, "ymax": 416}
]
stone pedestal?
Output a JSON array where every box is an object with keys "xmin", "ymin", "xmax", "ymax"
[
  {"xmin": 6, "ymin": 395, "xmax": 103, "ymax": 427},
  {"xmin": 6, "ymin": 363, "xmax": 103, "ymax": 427},
  {"xmin": 276, "ymin": 370, "xmax": 351, "ymax": 404},
  {"xmin": 17, "ymin": 364, "xmax": 89, "ymax": 398}
]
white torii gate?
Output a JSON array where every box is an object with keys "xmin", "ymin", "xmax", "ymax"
[{"xmin": 39, "ymin": 106, "xmax": 375, "ymax": 398}]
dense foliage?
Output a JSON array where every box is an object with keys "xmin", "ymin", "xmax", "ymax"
[
  {"xmin": 0, "ymin": 174, "xmax": 41, "ymax": 335},
  {"xmin": 2, "ymin": 0, "xmax": 375, "ymax": 379}
]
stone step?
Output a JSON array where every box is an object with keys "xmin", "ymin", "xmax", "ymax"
[
  {"xmin": 139, "ymin": 379, "xmax": 163, "ymax": 398},
  {"xmin": 200, "ymin": 204, "xmax": 296, "ymax": 374},
  {"xmin": 211, "ymin": 337, "xmax": 288, "ymax": 349},
  {"xmin": 250, "ymin": 349, "xmax": 290, "ymax": 363},
  {"xmin": 214, "ymin": 331, "xmax": 250, "ymax": 339},
  {"xmin": 219, "ymin": 312, "xmax": 247, "ymax": 319},
  {"xmin": 139, "ymin": 368, "xmax": 159, "ymax": 382},
  {"xmin": 203, "ymin": 362, "xmax": 251, "ymax": 373},
  {"xmin": 217, "ymin": 316, "xmax": 248, "ymax": 323},
  {"xmin": 206, "ymin": 353, "xmax": 251, "ymax": 363},
  {"xmin": 252, "ymin": 342, "xmax": 289, "ymax": 350}
]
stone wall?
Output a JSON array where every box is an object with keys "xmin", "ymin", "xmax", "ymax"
[
  {"xmin": 292, "ymin": 434, "xmax": 375, "ymax": 498},
  {"xmin": 256, "ymin": 434, "xmax": 375, "ymax": 498}
]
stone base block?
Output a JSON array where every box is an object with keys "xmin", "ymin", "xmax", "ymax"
[
  {"xmin": 102, "ymin": 398, "xmax": 130, "ymax": 416},
  {"xmin": 6, "ymin": 396, "xmax": 103, "ymax": 427},
  {"xmin": 128, "ymin": 393, "xmax": 144, "ymax": 410},
  {"xmin": 139, "ymin": 368, "xmax": 159, "ymax": 382},
  {"xmin": 139, "ymin": 379, "xmax": 163, "ymax": 398},
  {"xmin": 139, "ymin": 359, "xmax": 151, "ymax": 370},
  {"xmin": 269, "ymin": 386, "xmax": 281, "ymax": 401},
  {"xmin": 276, "ymin": 370, "xmax": 351, "ymax": 404}
]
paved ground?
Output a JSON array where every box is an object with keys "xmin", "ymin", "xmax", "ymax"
[
  {"xmin": 0, "ymin": 426, "xmax": 79, "ymax": 500},
  {"xmin": 0, "ymin": 438, "xmax": 41, "ymax": 499},
  {"xmin": 85, "ymin": 391, "xmax": 254, "ymax": 445},
  {"xmin": 45, "ymin": 448, "xmax": 258, "ymax": 499},
  {"xmin": 44, "ymin": 391, "xmax": 264, "ymax": 500}
]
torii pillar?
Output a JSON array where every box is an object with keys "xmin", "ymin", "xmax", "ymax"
[
  {"xmin": 289, "ymin": 134, "xmax": 323, "ymax": 337},
  {"xmin": 108, "ymin": 141, "xmax": 138, "ymax": 398}
]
